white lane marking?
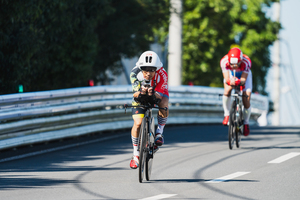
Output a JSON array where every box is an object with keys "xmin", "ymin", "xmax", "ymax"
[
  {"xmin": 140, "ymin": 194, "xmax": 177, "ymax": 200},
  {"xmin": 206, "ymin": 171, "xmax": 250, "ymax": 183},
  {"xmin": 268, "ymin": 152, "xmax": 300, "ymax": 164}
]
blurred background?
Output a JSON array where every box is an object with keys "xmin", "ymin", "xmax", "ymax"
[
  {"xmin": 266, "ymin": 0, "xmax": 300, "ymax": 126},
  {"xmin": 0, "ymin": 0, "xmax": 298, "ymax": 126}
]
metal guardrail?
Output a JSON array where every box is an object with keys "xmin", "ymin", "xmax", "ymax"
[{"xmin": 0, "ymin": 85, "xmax": 268, "ymax": 150}]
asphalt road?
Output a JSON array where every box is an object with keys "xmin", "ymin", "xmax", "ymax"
[{"xmin": 0, "ymin": 125, "xmax": 299, "ymax": 200}]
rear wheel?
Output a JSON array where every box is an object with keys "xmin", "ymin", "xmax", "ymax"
[
  {"xmin": 145, "ymin": 151, "xmax": 153, "ymax": 181},
  {"xmin": 139, "ymin": 117, "xmax": 147, "ymax": 183},
  {"xmin": 235, "ymin": 126, "xmax": 240, "ymax": 148}
]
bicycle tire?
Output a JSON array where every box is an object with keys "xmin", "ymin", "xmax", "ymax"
[
  {"xmin": 228, "ymin": 101, "xmax": 236, "ymax": 150},
  {"xmin": 145, "ymin": 152, "xmax": 153, "ymax": 181},
  {"xmin": 235, "ymin": 126, "xmax": 240, "ymax": 148},
  {"xmin": 146, "ymin": 117, "xmax": 155, "ymax": 181},
  {"xmin": 236, "ymin": 104, "xmax": 243, "ymax": 148},
  {"xmin": 139, "ymin": 117, "xmax": 147, "ymax": 183}
]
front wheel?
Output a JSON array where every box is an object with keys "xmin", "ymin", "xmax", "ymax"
[
  {"xmin": 228, "ymin": 102, "xmax": 236, "ymax": 150},
  {"xmin": 228, "ymin": 117, "xmax": 235, "ymax": 150},
  {"xmin": 146, "ymin": 117, "xmax": 155, "ymax": 181},
  {"xmin": 139, "ymin": 117, "xmax": 147, "ymax": 183}
]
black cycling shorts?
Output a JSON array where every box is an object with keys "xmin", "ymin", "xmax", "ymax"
[{"xmin": 132, "ymin": 107, "xmax": 146, "ymax": 119}]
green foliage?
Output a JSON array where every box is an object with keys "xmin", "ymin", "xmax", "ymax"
[
  {"xmin": 93, "ymin": 0, "xmax": 170, "ymax": 84},
  {"xmin": 0, "ymin": 0, "xmax": 169, "ymax": 94},
  {"xmin": 0, "ymin": 0, "xmax": 278, "ymax": 95},
  {"xmin": 181, "ymin": 0, "xmax": 280, "ymax": 94}
]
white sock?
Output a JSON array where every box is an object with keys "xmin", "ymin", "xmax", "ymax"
[
  {"xmin": 131, "ymin": 135, "xmax": 139, "ymax": 156},
  {"xmin": 243, "ymin": 106, "xmax": 251, "ymax": 124},
  {"xmin": 156, "ymin": 115, "xmax": 168, "ymax": 135},
  {"xmin": 223, "ymin": 96, "xmax": 231, "ymax": 116}
]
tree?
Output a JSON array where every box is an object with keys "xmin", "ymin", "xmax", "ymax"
[
  {"xmin": 0, "ymin": 0, "xmax": 113, "ymax": 93},
  {"xmin": 93, "ymin": 0, "xmax": 170, "ymax": 84},
  {"xmin": 160, "ymin": 0, "xmax": 280, "ymax": 94},
  {"xmin": 0, "ymin": 0, "xmax": 169, "ymax": 94}
]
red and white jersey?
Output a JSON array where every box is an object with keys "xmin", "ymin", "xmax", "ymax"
[
  {"xmin": 153, "ymin": 68, "xmax": 168, "ymax": 97},
  {"xmin": 220, "ymin": 54, "xmax": 252, "ymax": 78},
  {"xmin": 130, "ymin": 66, "xmax": 169, "ymax": 98}
]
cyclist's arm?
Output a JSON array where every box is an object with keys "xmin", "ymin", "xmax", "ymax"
[
  {"xmin": 130, "ymin": 72, "xmax": 155, "ymax": 104},
  {"xmin": 223, "ymin": 71, "xmax": 230, "ymax": 81},
  {"xmin": 130, "ymin": 67, "xmax": 144, "ymax": 104},
  {"xmin": 224, "ymin": 71, "xmax": 242, "ymax": 86},
  {"xmin": 130, "ymin": 66, "xmax": 141, "ymax": 93},
  {"xmin": 223, "ymin": 71, "xmax": 236, "ymax": 86},
  {"xmin": 240, "ymin": 72, "xmax": 248, "ymax": 86}
]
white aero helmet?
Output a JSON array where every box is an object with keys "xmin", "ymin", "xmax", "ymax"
[{"xmin": 136, "ymin": 51, "xmax": 163, "ymax": 71}]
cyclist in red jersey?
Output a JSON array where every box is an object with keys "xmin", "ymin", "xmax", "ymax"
[
  {"xmin": 220, "ymin": 47, "xmax": 252, "ymax": 136},
  {"xmin": 129, "ymin": 51, "xmax": 169, "ymax": 169}
]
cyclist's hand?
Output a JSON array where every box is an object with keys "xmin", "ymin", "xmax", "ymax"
[
  {"xmin": 133, "ymin": 91, "xmax": 140, "ymax": 98},
  {"xmin": 147, "ymin": 87, "xmax": 153, "ymax": 96},
  {"xmin": 226, "ymin": 77, "xmax": 240, "ymax": 86},
  {"xmin": 140, "ymin": 85, "xmax": 148, "ymax": 95}
]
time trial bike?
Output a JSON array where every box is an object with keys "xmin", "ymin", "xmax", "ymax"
[{"xmin": 125, "ymin": 103, "xmax": 167, "ymax": 183}]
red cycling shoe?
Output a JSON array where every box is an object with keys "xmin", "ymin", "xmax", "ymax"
[
  {"xmin": 222, "ymin": 116, "xmax": 229, "ymax": 126},
  {"xmin": 244, "ymin": 124, "xmax": 250, "ymax": 136},
  {"xmin": 130, "ymin": 155, "xmax": 139, "ymax": 169},
  {"xmin": 155, "ymin": 133, "xmax": 164, "ymax": 146}
]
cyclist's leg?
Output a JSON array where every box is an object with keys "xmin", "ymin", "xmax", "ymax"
[
  {"xmin": 131, "ymin": 107, "xmax": 145, "ymax": 152},
  {"xmin": 130, "ymin": 107, "xmax": 145, "ymax": 168},
  {"xmin": 156, "ymin": 92, "xmax": 169, "ymax": 146},
  {"xmin": 242, "ymin": 71, "xmax": 252, "ymax": 136},
  {"xmin": 222, "ymin": 81, "xmax": 233, "ymax": 125},
  {"xmin": 242, "ymin": 70, "xmax": 252, "ymax": 121}
]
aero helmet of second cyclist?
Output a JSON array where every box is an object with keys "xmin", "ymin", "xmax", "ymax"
[{"xmin": 228, "ymin": 48, "xmax": 243, "ymax": 65}]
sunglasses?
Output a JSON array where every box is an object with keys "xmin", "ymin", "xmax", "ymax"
[{"xmin": 141, "ymin": 67, "xmax": 156, "ymax": 72}]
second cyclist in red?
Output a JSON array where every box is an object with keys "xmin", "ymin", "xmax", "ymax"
[{"xmin": 220, "ymin": 47, "xmax": 252, "ymax": 136}]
